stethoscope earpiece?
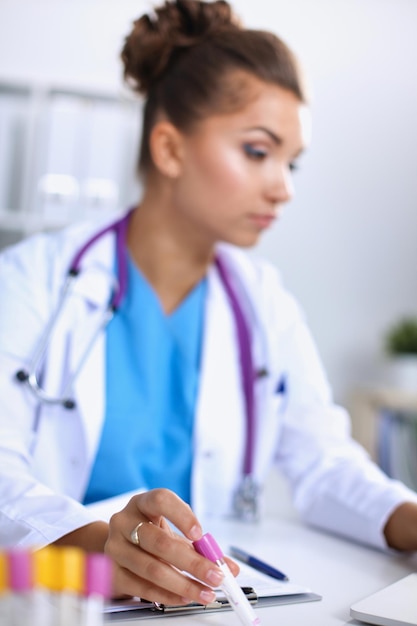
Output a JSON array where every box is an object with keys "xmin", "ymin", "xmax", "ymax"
[
  {"xmin": 15, "ymin": 370, "xmax": 29, "ymax": 382},
  {"xmin": 16, "ymin": 369, "xmax": 76, "ymax": 410}
]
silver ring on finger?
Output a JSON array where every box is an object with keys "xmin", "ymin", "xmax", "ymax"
[{"xmin": 130, "ymin": 520, "xmax": 152, "ymax": 547}]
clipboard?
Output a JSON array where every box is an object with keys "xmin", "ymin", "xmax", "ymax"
[{"xmin": 104, "ymin": 562, "xmax": 321, "ymax": 620}]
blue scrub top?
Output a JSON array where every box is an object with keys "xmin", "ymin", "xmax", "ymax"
[{"xmin": 83, "ymin": 254, "xmax": 207, "ymax": 505}]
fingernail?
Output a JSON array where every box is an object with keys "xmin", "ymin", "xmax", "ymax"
[
  {"xmin": 207, "ymin": 568, "xmax": 224, "ymax": 586},
  {"xmin": 189, "ymin": 524, "xmax": 202, "ymax": 541},
  {"xmin": 200, "ymin": 590, "xmax": 217, "ymax": 603}
]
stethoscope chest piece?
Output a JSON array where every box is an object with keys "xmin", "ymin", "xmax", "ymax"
[{"xmin": 233, "ymin": 474, "xmax": 260, "ymax": 523}]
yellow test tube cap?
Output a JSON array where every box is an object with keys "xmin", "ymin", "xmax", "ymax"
[
  {"xmin": 0, "ymin": 552, "xmax": 8, "ymax": 594},
  {"xmin": 57, "ymin": 547, "xmax": 85, "ymax": 593},
  {"xmin": 33, "ymin": 546, "xmax": 59, "ymax": 590}
]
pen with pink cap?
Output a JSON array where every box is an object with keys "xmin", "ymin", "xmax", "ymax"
[{"xmin": 193, "ymin": 533, "xmax": 261, "ymax": 626}]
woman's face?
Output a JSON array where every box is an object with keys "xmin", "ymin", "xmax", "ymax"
[{"xmin": 171, "ymin": 76, "xmax": 309, "ymax": 249}]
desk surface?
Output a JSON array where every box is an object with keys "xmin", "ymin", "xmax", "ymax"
[{"xmin": 108, "ymin": 478, "xmax": 417, "ymax": 626}]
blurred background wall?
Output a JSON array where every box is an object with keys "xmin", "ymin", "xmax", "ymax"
[{"xmin": 0, "ymin": 0, "xmax": 416, "ymax": 409}]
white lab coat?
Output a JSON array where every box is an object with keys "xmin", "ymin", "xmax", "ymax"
[{"xmin": 0, "ymin": 215, "xmax": 415, "ymax": 549}]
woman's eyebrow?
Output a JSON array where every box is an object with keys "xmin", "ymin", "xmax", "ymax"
[
  {"xmin": 245, "ymin": 126, "xmax": 283, "ymax": 145},
  {"xmin": 244, "ymin": 126, "xmax": 305, "ymax": 158}
]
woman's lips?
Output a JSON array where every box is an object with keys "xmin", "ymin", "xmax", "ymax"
[{"xmin": 248, "ymin": 213, "xmax": 276, "ymax": 229}]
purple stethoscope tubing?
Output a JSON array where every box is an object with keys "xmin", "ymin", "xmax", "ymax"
[
  {"xmin": 215, "ymin": 257, "xmax": 255, "ymax": 480},
  {"xmin": 15, "ymin": 213, "xmax": 131, "ymax": 408},
  {"xmin": 69, "ymin": 210, "xmax": 131, "ymax": 311},
  {"xmin": 15, "ymin": 210, "xmax": 257, "ymax": 505}
]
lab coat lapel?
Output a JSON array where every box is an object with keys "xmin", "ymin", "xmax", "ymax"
[
  {"xmin": 192, "ymin": 264, "xmax": 246, "ymax": 519},
  {"xmin": 70, "ymin": 230, "xmax": 115, "ymax": 464}
]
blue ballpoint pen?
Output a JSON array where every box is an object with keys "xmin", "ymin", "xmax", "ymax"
[{"xmin": 229, "ymin": 546, "xmax": 289, "ymax": 582}]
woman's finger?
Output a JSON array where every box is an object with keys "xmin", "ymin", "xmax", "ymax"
[
  {"xmin": 112, "ymin": 555, "xmax": 218, "ymax": 605},
  {"xmin": 130, "ymin": 489, "xmax": 203, "ymax": 541},
  {"xmin": 224, "ymin": 555, "xmax": 240, "ymax": 577},
  {"xmin": 133, "ymin": 526, "xmax": 222, "ymax": 596},
  {"xmin": 106, "ymin": 494, "xmax": 224, "ymax": 604},
  {"xmin": 127, "ymin": 520, "xmax": 224, "ymax": 587}
]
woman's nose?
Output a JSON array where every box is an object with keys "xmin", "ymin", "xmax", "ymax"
[{"xmin": 265, "ymin": 164, "xmax": 294, "ymax": 206}]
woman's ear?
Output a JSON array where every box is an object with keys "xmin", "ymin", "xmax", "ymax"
[{"xmin": 149, "ymin": 121, "xmax": 184, "ymax": 179}]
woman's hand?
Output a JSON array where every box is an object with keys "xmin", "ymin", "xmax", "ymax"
[
  {"xmin": 104, "ymin": 488, "xmax": 239, "ymax": 604},
  {"xmin": 383, "ymin": 501, "xmax": 417, "ymax": 551}
]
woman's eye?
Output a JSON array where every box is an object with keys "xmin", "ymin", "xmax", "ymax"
[{"xmin": 243, "ymin": 144, "xmax": 267, "ymax": 160}]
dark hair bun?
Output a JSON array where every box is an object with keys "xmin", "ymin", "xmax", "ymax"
[{"xmin": 121, "ymin": 0, "xmax": 239, "ymax": 94}]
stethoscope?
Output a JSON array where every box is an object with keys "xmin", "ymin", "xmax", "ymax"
[{"xmin": 15, "ymin": 210, "xmax": 261, "ymax": 521}]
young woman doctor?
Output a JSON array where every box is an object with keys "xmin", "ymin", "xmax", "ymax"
[{"xmin": 1, "ymin": 0, "xmax": 417, "ymax": 607}]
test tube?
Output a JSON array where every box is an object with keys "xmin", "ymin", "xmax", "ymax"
[
  {"xmin": 0, "ymin": 551, "xmax": 11, "ymax": 624},
  {"xmin": 33, "ymin": 546, "xmax": 58, "ymax": 626},
  {"xmin": 56, "ymin": 547, "xmax": 85, "ymax": 626},
  {"xmin": 82, "ymin": 553, "xmax": 113, "ymax": 626},
  {"xmin": 193, "ymin": 533, "xmax": 261, "ymax": 626},
  {"xmin": 8, "ymin": 550, "xmax": 33, "ymax": 626}
]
